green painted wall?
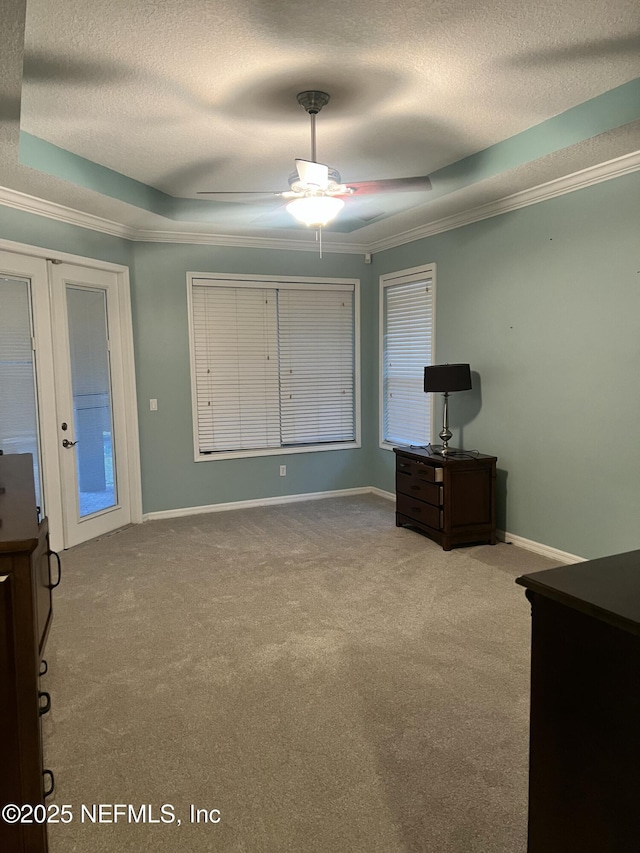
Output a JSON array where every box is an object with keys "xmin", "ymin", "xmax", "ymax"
[
  {"xmin": 130, "ymin": 243, "xmax": 374, "ymax": 513},
  {"xmin": 371, "ymin": 171, "xmax": 640, "ymax": 559},
  {"xmin": 0, "ymin": 206, "xmax": 133, "ymax": 267}
]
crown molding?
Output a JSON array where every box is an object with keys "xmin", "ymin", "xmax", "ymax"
[
  {"xmin": 129, "ymin": 227, "xmax": 369, "ymax": 254},
  {"xmin": 1, "ymin": 149, "xmax": 639, "ymax": 255},
  {"xmin": 366, "ymin": 149, "xmax": 640, "ymax": 253},
  {"xmin": 0, "ymin": 185, "xmax": 137, "ymax": 239}
]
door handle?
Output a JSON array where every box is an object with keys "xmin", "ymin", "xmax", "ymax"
[
  {"xmin": 62, "ymin": 439, "xmax": 78, "ymax": 448},
  {"xmin": 47, "ymin": 550, "xmax": 62, "ymax": 589}
]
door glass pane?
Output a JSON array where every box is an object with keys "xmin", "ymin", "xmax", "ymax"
[
  {"xmin": 66, "ymin": 286, "xmax": 117, "ymax": 517},
  {"xmin": 0, "ymin": 276, "xmax": 43, "ymax": 507}
]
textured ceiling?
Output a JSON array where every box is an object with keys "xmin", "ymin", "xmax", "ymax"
[{"xmin": 1, "ymin": 0, "xmax": 639, "ymax": 247}]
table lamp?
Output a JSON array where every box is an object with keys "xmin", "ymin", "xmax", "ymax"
[{"xmin": 424, "ymin": 363, "xmax": 472, "ymax": 455}]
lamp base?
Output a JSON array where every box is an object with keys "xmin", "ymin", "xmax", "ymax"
[
  {"xmin": 428, "ymin": 443, "xmax": 466, "ymax": 458},
  {"xmin": 438, "ymin": 425, "xmax": 453, "ymax": 455},
  {"xmin": 430, "ymin": 446, "xmax": 452, "ymax": 457}
]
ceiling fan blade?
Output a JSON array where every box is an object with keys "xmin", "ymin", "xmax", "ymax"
[
  {"xmin": 295, "ymin": 159, "xmax": 329, "ymax": 189},
  {"xmin": 345, "ymin": 175, "xmax": 432, "ymax": 195}
]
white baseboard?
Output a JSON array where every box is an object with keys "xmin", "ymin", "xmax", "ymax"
[
  {"xmin": 143, "ymin": 490, "xmax": 584, "ymax": 564},
  {"xmin": 369, "ymin": 487, "xmax": 395, "ymax": 501},
  {"xmin": 143, "ymin": 486, "xmax": 379, "ymax": 522},
  {"xmin": 498, "ymin": 530, "xmax": 585, "ymax": 564}
]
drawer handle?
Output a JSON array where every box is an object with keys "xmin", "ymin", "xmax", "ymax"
[
  {"xmin": 47, "ymin": 550, "xmax": 62, "ymax": 589},
  {"xmin": 410, "ymin": 484, "xmax": 420, "ymax": 490},
  {"xmin": 40, "ymin": 658, "xmax": 48, "ymax": 676},
  {"xmin": 43, "ymin": 769, "xmax": 55, "ymax": 798},
  {"xmin": 38, "ymin": 691, "xmax": 51, "ymax": 716}
]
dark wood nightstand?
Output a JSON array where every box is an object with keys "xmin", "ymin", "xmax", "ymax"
[{"xmin": 393, "ymin": 446, "xmax": 497, "ymax": 550}]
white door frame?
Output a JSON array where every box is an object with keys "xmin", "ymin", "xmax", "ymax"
[{"xmin": 0, "ymin": 238, "xmax": 142, "ymax": 551}]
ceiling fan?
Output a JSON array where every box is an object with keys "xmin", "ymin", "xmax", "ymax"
[{"xmin": 198, "ymin": 91, "xmax": 433, "ymax": 231}]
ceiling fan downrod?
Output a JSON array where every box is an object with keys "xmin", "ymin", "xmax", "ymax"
[{"xmin": 297, "ymin": 91, "xmax": 330, "ymax": 163}]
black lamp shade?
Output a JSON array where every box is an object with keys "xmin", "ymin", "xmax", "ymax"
[{"xmin": 424, "ymin": 363, "xmax": 472, "ymax": 393}]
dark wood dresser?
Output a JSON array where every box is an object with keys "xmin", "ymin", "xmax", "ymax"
[
  {"xmin": 0, "ymin": 454, "xmax": 60, "ymax": 853},
  {"xmin": 517, "ymin": 551, "xmax": 640, "ymax": 853},
  {"xmin": 393, "ymin": 446, "xmax": 497, "ymax": 550}
]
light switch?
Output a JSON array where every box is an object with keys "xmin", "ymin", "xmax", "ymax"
[{"xmin": 150, "ymin": 399, "xmax": 158, "ymax": 411}]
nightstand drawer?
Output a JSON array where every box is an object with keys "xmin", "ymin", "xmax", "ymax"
[
  {"xmin": 396, "ymin": 472, "xmax": 443, "ymax": 506},
  {"xmin": 397, "ymin": 494, "xmax": 443, "ymax": 530},
  {"xmin": 396, "ymin": 456, "xmax": 443, "ymax": 483}
]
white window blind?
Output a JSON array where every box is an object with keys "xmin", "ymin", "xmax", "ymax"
[
  {"xmin": 191, "ymin": 279, "xmax": 356, "ymax": 455},
  {"xmin": 278, "ymin": 288, "xmax": 355, "ymax": 445},
  {"xmin": 192, "ymin": 286, "xmax": 280, "ymax": 452},
  {"xmin": 382, "ymin": 275, "xmax": 434, "ymax": 446}
]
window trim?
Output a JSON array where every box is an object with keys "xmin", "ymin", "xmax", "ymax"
[
  {"xmin": 378, "ymin": 263, "xmax": 436, "ymax": 452},
  {"xmin": 187, "ymin": 272, "xmax": 361, "ymax": 461}
]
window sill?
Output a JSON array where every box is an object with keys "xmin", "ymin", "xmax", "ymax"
[{"xmin": 195, "ymin": 440, "xmax": 361, "ymax": 462}]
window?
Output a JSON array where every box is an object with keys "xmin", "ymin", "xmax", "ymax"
[
  {"xmin": 380, "ymin": 264, "xmax": 435, "ymax": 449},
  {"xmin": 188, "ymin": 274, "xmax": 360, "ymax": 459}
]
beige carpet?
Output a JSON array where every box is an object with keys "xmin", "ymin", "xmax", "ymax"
[{"xmin": 42, "ymin": 495, "xmax": 560, "ymax": 852}]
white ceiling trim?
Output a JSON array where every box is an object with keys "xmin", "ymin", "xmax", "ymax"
[
  {"xmin": 0, "ymin": 185, "xmax": 136, "ymax": 239},
  {"xmin": 1, "ymin": 149, "xmax": 639, "ymax": 256},
  {"xmin": 366, "ymin": 149, "xmax": 640, "ymax": 254}
]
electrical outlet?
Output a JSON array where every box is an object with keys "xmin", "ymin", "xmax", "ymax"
[
  {"xmin": 150, "ymin": 399, "xmax": 158, "ymax": 411},
  {"xmin": 280, "ymin": 465, "xmax": 286, "ymax": 477}
]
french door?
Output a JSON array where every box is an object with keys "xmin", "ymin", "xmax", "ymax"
[
  {"xmin": 0, "ymin": 245, "xmax": 140, "ymax": 550},
  {"xmin": 50, "ymin": 263, "xmax": 135, "ymax": 547}
]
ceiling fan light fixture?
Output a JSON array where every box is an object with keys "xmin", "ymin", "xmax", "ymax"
[{"xmin": 285, "ymin": 195, "xmax": 345, "ymax": 227}]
